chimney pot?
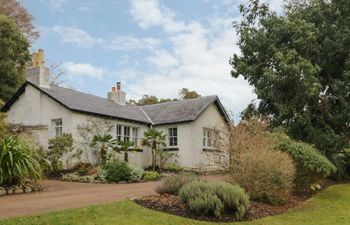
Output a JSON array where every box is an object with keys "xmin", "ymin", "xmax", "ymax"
[
  {"xmin": 116, "ymin": 82, "xmax": 121, "ymax": 91},
  {"xmin": 112, "ymin": 86, "xmax": 116, "ymax": 92}
]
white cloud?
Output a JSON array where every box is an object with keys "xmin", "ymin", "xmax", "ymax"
[
  {"xmin": 105, "ymin": 36, "xmax": 161, "ymax": 50},
  {"xmin": 130, "ymin": 0, "xmax": 187, "ymax": 33},
  {"xmin": 147, "ymin": 50, "xmax": 178, "ymax": 69},
  {"xmin": 53, "ymin": 26, "xmax": 103, "ymax": 48},
  {"xmin": 126, "ymin": 4, "xmax": 255, "ymax": 114},
  {"xmin": 63, "ymin": 62, "xmax": 107, "ymax": 78}
]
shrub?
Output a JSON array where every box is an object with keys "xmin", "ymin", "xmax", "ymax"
[
  {"xmin": 61, "ymin": 172, "xmax": 97, "ymax": 183},
  {"xmin": 0, "ymin": 136, "xmax": 43, "ymax": 186},
  {"xmin": 129, "ymin": 164, "xmax": 144, "ymax": 182},
  {"xmin": 74, "ymin": 162, "xmax": 96, "ymax": 176},
  {"xmin": 48, "ymin": 133, "xmax": 74, "ymax": 171},
  {"xmin": 156, "ymin": 174, "xmax": 198, "ymax": 195},
  {"xmin": 225, "ymin": 120, "xmax": 296, "ymax": 202},
  {"xmin": 36, "ymin": 146, "xmax": 52, "ymax": 175},
  {"xmin": 143, "ymin": 171, "xmax": 160, "ymax": 181},
  {"xmin": 211, "ymin": 182, "xmax": 250, "ymax": 219},
  {"xmin": 103, "ymin": 160, "xmax": 131, "ymax": 182},
  {"xmin": 274, "ymin": 133, "xmax": 337, "ymax": 189},
  {"xmin": 164, "ymin": 163, "xmax": 183, "ymax": 173},
  {"xmin": 179, "ymin": 180, "xmax": 249, "ymax": 219},
  {"xmin": 188, "ymin": 191, "xmax": 223, "ymax": 218},
  {"xmin": 231, "ymin": 148, "xmax": 295, "ymax": 201}
]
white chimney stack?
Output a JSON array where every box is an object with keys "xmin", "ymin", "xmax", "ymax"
[
  {"xmin": 108, "ymin": 82, "xmax": 126, "ymax": 105},
  {"xmin": 26, "ymin": 49, "xmax": 51, "ymax": 88}
]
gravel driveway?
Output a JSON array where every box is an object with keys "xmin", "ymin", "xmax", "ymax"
[{"xmin": 0, "ymin": 180, "xmax": 158, "ymax": 219}]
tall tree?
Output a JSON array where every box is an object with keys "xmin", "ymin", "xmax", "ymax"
[
  {"xmin": 179, "ymin": 88, "xmax": 201, "ymax": 99},
  {"xmin": 135, "ymin": 95, "xmax": 159, "ymax": 106},
  {"xmin": 0, "ymin": 15, "xmax": 30, "ymax": 102},
  {"xmin": 0, "ymin": 0, "xmax": 39, "ymax": 41},
  {"xmin": 129, "ymin": 88, "xmax": 201, "ymax": 105},
  {"xmin": 230, "ymin": 0, "xmax": 350, "ymax": 169}
]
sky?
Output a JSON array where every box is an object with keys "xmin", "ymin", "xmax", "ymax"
[{"xmin": 23, "ymin": 0, "xmax": 284, "ymax": 119}]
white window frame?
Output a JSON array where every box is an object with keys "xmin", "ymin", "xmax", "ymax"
[
  {"xmin": 203, "ymin": 128, "xmax": 217, "ymax": 149},
  {"xmin": 116, "ymin": 124, "xmax": 122, "ymax": 141},
  {"xmin": 168, "ymin": 127, "xmax": 178, "ymax": 147},
  {"xmin": 132, "ymin": 127, "xmax": 139, "ymax": 146},
  {"xmin": 115, "ymin": 124, "xmax": 139, "ymax": 145},
  {"xmin": 52, "ymin": 118, "xmax": 63, "ymax": 137},
  {"xmin": 124, "ymin": 126, "xmax": 130, "ymax": 141}
]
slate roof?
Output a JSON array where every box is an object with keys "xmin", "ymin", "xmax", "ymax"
[
  {"xmin": 38, "ymin": 85, "xmax": 151, "ymax": 124},
  {"xmin": 142, "ymin": 96, "xmax": 220, "ymax": 125},
  {"xmin": 1, "ymin": 82, "xmax": 230, "ymax": 126}
]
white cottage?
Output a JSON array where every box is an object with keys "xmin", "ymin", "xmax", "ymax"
[{"xmin": 1, "ymin": 51, "xmax": 230, "ymax": 171}]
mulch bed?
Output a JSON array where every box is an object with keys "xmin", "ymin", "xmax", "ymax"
[
  {"xmin": 135, "ymin": 180, "xmax": 337, "ymax": 222},
  {"xmin": 135, "ymin": 194, "xmax": 238, "ymax": 222},
  {"xmin": 135, "ymin": 194, "xmax": 305, "ymax": 222}
]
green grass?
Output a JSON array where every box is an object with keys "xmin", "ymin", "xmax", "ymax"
[{"xmin": 2, "ymin": 184, "xmax": 350, "ymax": 225}]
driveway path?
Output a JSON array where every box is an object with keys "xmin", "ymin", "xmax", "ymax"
[
  {"xmin": 0, "ymin": 180, "xmax": 158, "ymax": 219},
  {"xmin": 0, "ymin": 175, "xmax": 225, "ymax": 220}
]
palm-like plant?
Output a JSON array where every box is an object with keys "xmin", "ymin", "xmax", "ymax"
[
  {"xmin": 111, "ymin": 140, "xmax": 138, "ymax": 162},
  {"xmin": 90, "ymin": 134, "xmax": 113, "ymax": 165},
  {"xmin": 0, "ymin": 136, "xmax": 43, "ymax": 187},
  {"xmin": 141, "ymin": 129, "xmax": 167, "ymax": 171}
]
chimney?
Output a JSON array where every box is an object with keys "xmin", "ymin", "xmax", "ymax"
[
  {"xmin": 26, "ymin": 49, "xmax": 51, "ymax": 88},
  {"xmin": 107, "ymin": 82, "xmax": 126, "ymax": 105}
]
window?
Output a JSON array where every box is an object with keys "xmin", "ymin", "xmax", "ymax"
[
  {"xmin": 168, "ymin": 127, "xmax": 178, "ymax": 146},
  {"xmin": 203, "ymin": 128, "xmax": 216, "ymax": 148},
  {"xmin": 132, "ymin": 127, "xmax": 139, "ymax": 146},
  {"xmin": 116, "ymin": 125, "xmax": 122, "ymax": 141},
  {"xmin": 116, "ymin": 124, "xmax": 139, "ymax": 143},
  {"xmin": 52, "ymin": 119, "xmax": 62, "ymax": 137},
  {"xmin": 124, "ymin": 126, "xmax": 130, "ymax": 141}
]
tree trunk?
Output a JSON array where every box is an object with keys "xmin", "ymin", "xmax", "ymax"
[
  {"xmin": 100, "ymin": 145, "xmax": 107, "ymax": 165},
  {"xmin": 124, "ymin": 152, "xmax": 129, "ymax": 162},
  {"xmin": 152, "ymin": 148, "xmax": 156, "ymax": 171}
]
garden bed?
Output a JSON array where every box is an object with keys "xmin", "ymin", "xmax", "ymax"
[
  {"xmin": 135, "ymin": 180, "xmax": 335, "ymax": 222},
  {"xmin": 136, "ymin": 194, "xmax": 305, "ymax": 222}
]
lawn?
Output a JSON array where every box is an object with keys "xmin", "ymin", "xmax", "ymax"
[{"xmin": 2, "ymin": 184, "xmax": 349, "ymax": 225}]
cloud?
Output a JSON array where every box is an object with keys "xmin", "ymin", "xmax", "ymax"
[
  {"xmin": 63, "ymin": 62, "xmax": 107, "ymax": 78},
  {"xmin": 147, "ymin": 50, "xmax": 178, "ymax": 69},
  {"xmin": 130, "ymin": 0, "xmax": 187, "ymax": 32},
  {"xmin": 105, "ymin": 36, "xmax": 161, "ymax": 50},
  {"xmin": 125, "ymin": 3, "xmax": 255, "ymax": 114},
  {"xmin": 53, "ymin": 26, "xmax": 103, "ymax": 48}
]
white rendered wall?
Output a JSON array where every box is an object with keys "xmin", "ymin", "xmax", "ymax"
[
  {"xmin": 155, "ymin": 104, "xmax": 228, "ymax": 170},
  {"xmin": 5, "ymin": 84, "xmax": 227, "ymax": 170}
]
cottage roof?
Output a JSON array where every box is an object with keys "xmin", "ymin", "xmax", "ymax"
[{"xmin": 1, "ymin": 82, "xmax": 230, "ymax": 126}]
